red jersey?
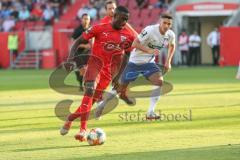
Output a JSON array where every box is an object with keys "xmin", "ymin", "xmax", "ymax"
[
  {"xmin": 100, "ymin": 16, "xmax": 112, "ymax": 24},
  {"xmin": 82, "ymin": 23, "xmax": 134, "ymax": 62},
  {"xmin": 82, "ymin": 23, "xmax": 135, "ymax": 78}
]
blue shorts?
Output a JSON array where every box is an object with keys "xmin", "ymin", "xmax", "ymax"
[{"xmin": 120, "ymin": 62, "xmax": 161, "ymax": 84}]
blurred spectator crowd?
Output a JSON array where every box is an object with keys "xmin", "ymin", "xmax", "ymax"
[
  {"xmin": 134, "ymin": 0, "xmax": 171, "ymax": 9},
  {"xmin": 77, "ymin": 0, "xmax": 172, "ymax": 21},
  {"xmin": 0, "ymin": 0, "xmax": 173, "ymax": 32},
  {"xmin": 0, "ymin": 0, "xmax": 69, "ymax": 32}
]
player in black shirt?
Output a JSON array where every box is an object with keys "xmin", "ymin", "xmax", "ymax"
[{"xmin": 71, "ymin": 13, "xmax": 91, "ymax": 91}]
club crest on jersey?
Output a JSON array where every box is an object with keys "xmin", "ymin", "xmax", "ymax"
[
  {"xmin": 103, "ymin": 32, "xmax": 109, "ymax": 37},
  {"xmin": 121, "ymin": 36, "xmax": 127, "ymax": 42}
]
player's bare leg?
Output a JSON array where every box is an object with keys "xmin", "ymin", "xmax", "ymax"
[
  {"xmin": 146, "ymin": 72, "xmax": 163, "ymax": 120},
  {"xmin": 95, "ymin": 83, "xmax": 133, "ymax": 120},
  {"xmin": 119, "ymin": 86, "xmax": 135, "ymax": 105}
]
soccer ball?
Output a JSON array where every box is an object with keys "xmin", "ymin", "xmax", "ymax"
[{"xmin": 87, "ymin": 128, "xmax": 106, "ymax": 146}]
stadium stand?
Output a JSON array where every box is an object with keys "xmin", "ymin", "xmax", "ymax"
[{"xmin": 4, "ymin": 0, "xmax": 239, "ymax": 68}]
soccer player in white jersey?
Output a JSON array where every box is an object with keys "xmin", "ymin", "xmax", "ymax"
[{"xmin": 95, "ymin": 13, "xmax": 175, "ymax": 119}]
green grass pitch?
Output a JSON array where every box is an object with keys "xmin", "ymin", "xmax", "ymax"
[{"xmin": 0, "ymin": 67, "xmax": 240, "ymax": 160}]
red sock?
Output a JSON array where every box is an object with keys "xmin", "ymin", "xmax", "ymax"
[
  {"xmin": 77, "ymin": 96, "xmax": 93, "ymax": 130},
  {"xmin": 67, "ymin": 96, "xmax": 93, "ymax": 129},
  {"xmin": 93, "ymin": 89, "xmax": 103, "ymax": 103}
]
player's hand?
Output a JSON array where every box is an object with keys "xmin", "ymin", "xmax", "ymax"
[
  {"xmin": 63, "ymin": 61, "xmax": 75, "ymax": 72},
  {"xmin": 148, "ymin": 49, "xmax": 160, "ymax": 55},
  {"xmin": 113, "ymin": 82, "xmax": 120, "ymax": 90},
  {"xmin": 153, "ymin": 49, "xmax": 160, "ymax": 55},
  {"xmin": 164, "ymin": 62, "xmax": 171, "ymax": 73},
  {"xmin": 79, "ymin": 44, "xmax": 91, "ymax": 49},
  {"xmin": 79, "ymin": 66, "xmax": 86, "ymax": 76}
]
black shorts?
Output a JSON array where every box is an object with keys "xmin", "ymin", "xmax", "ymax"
[{"xmin": 73, "ymin": 54, "xmax": 89, "ymax": 68}]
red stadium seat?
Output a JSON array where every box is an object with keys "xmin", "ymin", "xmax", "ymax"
[
  {"xmin": 142, "ymin": 16, "xmax": 155, "ymax": 26},
  {"xmin": 135, "ymin": 26, "xmax": 143, "ymax": 33},
  {"xmin": 118, "ymin": 0, "xmax": 128, "ymax": 6},
  {"xmin": 149, "ymin": 0, "xmax": 159, "ymax": 5},
  {"xmin": 150, "ymin": 8, "xmax": 162, "ymax": 17},
  {"xmin": 26, "ymin": 21, "xmax": 35, "ymax": 30},
  {"xmin": 35, "ymin": 21, "xmax": 45, "ymax": 27},
  {"xmin": 61, "ymin": 0, "xmax": 88, "ymax": 21},
  {"xmin": 140, "ymin": 9, "xmax": 151, "ymax": 17},
  {"xmin": 129, "ymin": 18, "xmax": 143, "ymax": 29},
  {"xmin": 128, "ymin": 0, "xmax": 137, "ymax": 9},
  {"xmin": 130, "ymin": 9, "xmax": 140, "ymax": 20},
  {"xmin": 15, "ymin": 21, "xmax": 25, "ymax": 31}
]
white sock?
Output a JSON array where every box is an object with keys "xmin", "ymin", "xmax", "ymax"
[
  {"xmin": 96, "ymin": 89, "xmax": 117, "ymax": 109},
  {"xmin": 236, "ymin": 61, "xmax": 240, "ymax": 79},
  {"xmin": 147, "ymin": 86, "xmax": 161, "ymax": 114}
]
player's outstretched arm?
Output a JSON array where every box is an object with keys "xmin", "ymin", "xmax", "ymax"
[
  {"xmin": 132, "ymin": 38, "xmax": 159, "ymax": 55},
  {"xmin": 112, "ymin": 53, "xmax": 130, "ymax": 89},
  {"xmin": 165, "ymin": 43, "xmax": 175, "ymax": 72}
]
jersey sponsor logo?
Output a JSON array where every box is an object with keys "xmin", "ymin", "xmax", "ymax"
[
  {"xmin": 102, "ymin": 40, "xmax": 132, "ymax": 52},
  {"xmin": 148, "ymin": 43, "xmax": 163, "ymax": 50},
  {"xmin": 148, "ymin": 37, "xmax": 169, "ymax": 50},
  {"xmin": 103, "ymin": 42, "xmax": 122, "ymax": 51}
]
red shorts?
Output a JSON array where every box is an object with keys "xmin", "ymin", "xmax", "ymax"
[
  {"xmin": 84, "ymin": 54, "xmax": 123, "ymax": 82},
  {"xmin": 84, "ymin": 55, "xmax": 115, "ymax": 101}
]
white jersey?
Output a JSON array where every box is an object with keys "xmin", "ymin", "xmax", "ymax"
[{"xmin": 129, "ymin": 24, "xmax": 175, "ymax": 64}]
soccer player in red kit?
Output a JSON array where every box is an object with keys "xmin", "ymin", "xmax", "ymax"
[
  {"xmin": 101, "ymin": 1, "xmax": 138, "ymax": 37},
  {"xmin": 60, "ymin": 6, "xmax": 135, "ymax": 142},
  {"xmin": 97, "ymin": 0, "xmax": 138, "ymax": 106}
]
